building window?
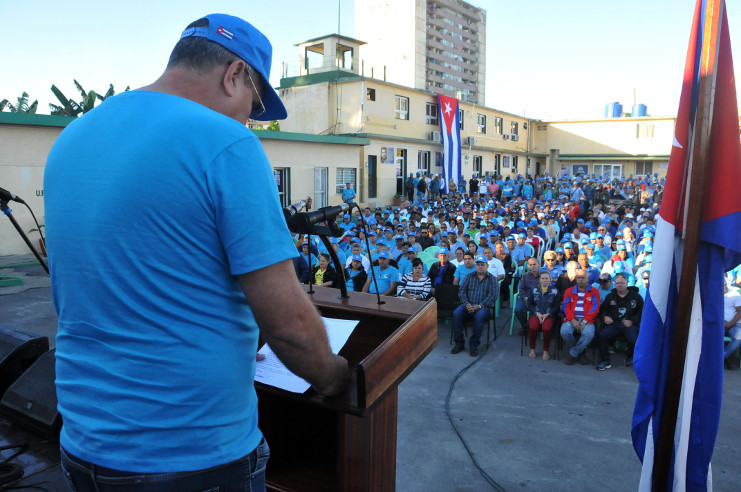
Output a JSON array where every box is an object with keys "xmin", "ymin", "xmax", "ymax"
[
  {"xmin": 336, "ymin": 168, "xmax": 356, "ymax": 194},
  {"xmin": 395, "ymin": 95, "xmax": 409, "ymax": 120},
  {"xmin": 459, "ymin": 109, "xmax": 464, "ymax": 130},
  {"xmin": 511, "ymin": 121, "xmax": 519, "ymax": 136},
  {"xmin": 426, "ymin": 102, "xmax": 439, "ymax": 125},
  {"xmin": 366, "ymin": 88, "xmax": 376, "ymax": 101},
  {"xmin": 635, "ymin": 161, "xmax": 654, "ymax": 175},
  {"xmin": 493, "ymin": 117, "xmax": 503, "ymax": 135},
  {"xmin": 418, "ymin": 151, "xmax": 431, "ymax": 173},
  {"xmin": 494, "ymin": 154, "xmax": 501, "ymax": 175},
  {"xmin": 435, "ymin": 151, "xmax": 443, "ymax": 167},
  {"xmin": 593, "ymin": 163, "xmax": 623, "ymax": 179},
  {"xmin": 473, "ymin": 155, "xmax": 482, "ymax": 175},
  {"xmin": 476, "ymin": 114, "xmax": 486, "ymax": 134},
  {"xmin": 636, "ymin": 123, "xmax": 654, "ymax": 139},
  {"xmin": 512, "ymin": 156, "xmax": 519, "ymax": 173}
]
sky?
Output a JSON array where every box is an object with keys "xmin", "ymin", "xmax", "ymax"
[{"xmin": 1, "ymin": 0, "xmax": 739, "ymax": 121}]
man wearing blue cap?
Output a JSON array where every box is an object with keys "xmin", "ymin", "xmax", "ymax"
[
  {"xmin": 363, "ymin": 250, "xmax": 399, "ymax": 295},
  {"xmin": 451, "ymin": 255, "xmax": 499, "ymax": 357},
  {"xmin": 45, "ymin": 14, "xmax": 348, "ymax": 489}
]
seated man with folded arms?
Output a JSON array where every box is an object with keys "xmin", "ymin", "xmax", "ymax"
[{"xmin": 595, "ymin": 272, "xmax": 643, "ymax": 370}]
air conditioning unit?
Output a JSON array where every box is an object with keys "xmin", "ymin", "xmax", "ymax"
[
  {"xmin": 431, "ymin": 131, "xmax": 441, "ymax": 142},
  {"xmin": 510, "ymin": 134, "xmax": 519, "ymax": 141},
  {"xmin": 467, "ymin": 137, "xmax": 477, "ymax": 145},
  {"xmin": 502, "ymin": 134, "xmax": 510, "ymax": 140}
]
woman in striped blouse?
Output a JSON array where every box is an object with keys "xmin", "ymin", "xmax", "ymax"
[{"xmin": 397, "ymin": 258, "xmax": 432, "ymax": 300}]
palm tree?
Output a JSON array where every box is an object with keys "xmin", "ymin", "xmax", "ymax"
[{"xmin": 1, "ymin": 92, "xmax": 38, "ymax": 113}]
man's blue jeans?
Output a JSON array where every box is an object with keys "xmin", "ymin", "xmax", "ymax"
[
  {"xmin": 60, "ymin": 439, "xmax": 269, "ymax": 492},
  {"xmin": 514, "ymin": 297, "xmax": 529, "ymax": 328},
  {"xmin": 725, "ymin": 325, "xmax": 741, "ymax": 358},
  {"xmin": 560, "ymin": 320, "xmax": 595, "ymax": 357},
  {"xmin": 452, "ymin": 304, "xmax": 490, "ymax": 349}
]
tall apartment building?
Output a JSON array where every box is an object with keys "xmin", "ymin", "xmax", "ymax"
[{"xmin": 355, "ymin": 0, "xmax": 486, "ymax": 105}]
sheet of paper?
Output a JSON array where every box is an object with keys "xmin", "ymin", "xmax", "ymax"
[{"xmin": 254, "ymin": 316, "xmax": 358, "ymax": 393}]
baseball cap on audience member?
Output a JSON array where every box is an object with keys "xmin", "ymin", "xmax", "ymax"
[
  {"xmin": 351, "ymin": 255, "xmax": 364, "ymax": 262},
  {"xmin": 517, "ymin": 233, "xmax": 526, "ymax": 239},
  {"xmin": 438, "ymin": 248, "xmax": 450, "ymax": 255},
  {"xmin": 563, "ymin": 242, "xmax": 573, "ymax": 249},
  {"xmin": 617, "ymin": 244, "xmax": 627, "ymax": 251},
  {"xmin": 555, "ymin": 247, "xmax": 565, "ymax": 253},
  {"xmin": 644, "ymin": 244, "xmax": 653, "ymax": 253},
  {"xmin": 586, "ymin": 243, "xmax": 595, "ymax": 250},
  {"xmin": 343, "ymin": 214, "xmax": 350, "ymax": 219},
  {"xmin": 475, "ymin": 255, "xmax": 488, "ymax": 263},
  {"xmin": 599, "ymin": 273, "xmax": 612, "ymax": 283},
  {"xmin": 179, "ymin": 14, "xmax": 287, "ymax": 120},
  {"xmin": 378, "ymin": 251, "xmax": 390, "ymax": 259},
  {"xmin": 613, "ymin": 262, "xmax": 625, "ymax": 273},
  {"xmin": 395, "ymin": 234, "xmax": 404, "ymax": 240}
]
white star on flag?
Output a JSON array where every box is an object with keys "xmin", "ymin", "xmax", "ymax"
[
  {"xmin": 672, "ymin": 135, "xmax": 684, "ymax": 149},
  {"xmin": 444, "ymin": 102, "xmax": 452, "ymax": 117}
]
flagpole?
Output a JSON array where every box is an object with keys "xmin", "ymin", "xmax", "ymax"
[{"xmin": 651, "ymin": 1, "xmax": 723, "ymax": 490}]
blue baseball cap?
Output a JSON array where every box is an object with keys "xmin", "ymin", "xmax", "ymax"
[
  {"xmin": 351, "ymin": 254, "xmax": 364, "ymax": 262},
  {"xmin": 590, "ymin": 232, "xmax": 598, "ymax": 240},
  {"xmin": 555, "ymin": 247, "xmax": 565, "ymax": 253},
  {"xmin": 644, "ymin": 244, "xmax": 653, "ymax": 253},
  {"xmin": 329, "ymin": 237, "xmax": 338, "ymax": 244},
  {"xmin": 395, "ymin": 234, "xmax": 404, "ymax": 240},
  {"xmin": 179, "ymin": 14, "xmax": 287, "ymax": 120},
  {"xmin": 343, "ymin": 213, "xmax": 350, "ymax": 219},
  {"xmin": 586, "ymin": 242, "xmax": 595, "ymax": 249},
  {"xmin": 579, "ymin": 248, "xmax": 587, "ymax": 254},
  {"xmin": 517, "ymin": 232, "xmax": 526, "ymax": 239},
  {"xmin": 613, "ymin": 262, "xmax": 625, "ymax": 273},
  {"xmin": 506, "ymin": 235, "xmax": 516, "ymax": 241},
  {"xmin": 378, "ymin": 250, "xmax": 390, "ymax": 259},
  {"xmin": 438, "ymin": 247, "xmax": 450, "ymax": 255},
  {"xmin": 644, "ymin": 254, "xmax": 653, "ymax": 263},
  {"xmin": 563, "ymin": 242, "xmax": 573, "ymax": 249},
  {"xmin": 475, "ymin": 255, "xmax": 488, "ymax": 263}
]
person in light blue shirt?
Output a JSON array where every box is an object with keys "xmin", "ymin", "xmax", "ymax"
[
  {"xmin": 522, "ymin": 181, "xmax": 534, "ymax": 199},
  {"xmin": 453, "ymin": 251, "xmax": 477, "ymax": 285},
  {"xmin": 397, "ymin": 248, "xmax": 429, "ymax": 279},
  {"xmin": 44, "ymin": 13, "xmax": 349, "ymax": 483},
  {"xmin": 342, "ymin": 182, "xmax": 356, "ymax": 203},
  {"xmin": 339, "ymin": 213, "xmax": 355, "ymax": 232},
  {"xmin": 502, "ymin": 180, "xmax": 514, "ymax": 198},
  {"xmin": 363, "ymin": 251, "xmax": 399, "ymax": 295}
]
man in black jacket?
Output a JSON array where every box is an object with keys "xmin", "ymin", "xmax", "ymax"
[
  {"xmin": 428, "ymin": 247, "xmax": 456, "ymax": 296},
  {"xmin": 595, "ymin": 273, "xmax": 644, "ymax": 370}
]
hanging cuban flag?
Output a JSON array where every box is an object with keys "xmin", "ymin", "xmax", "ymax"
[
  {"xmin": 631, "ymin": 1, "xmax": 741, "ymax": 490},
  {"xmin": 437, "ymin": 94, "xmax": 461, "ymax": 195}
]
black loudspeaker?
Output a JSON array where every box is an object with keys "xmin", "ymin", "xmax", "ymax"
[
  {"xmin": 0, "ymin": 349, "xmax": 61, "ymax": 439},
  {"xmin": 0, "ymin": 324, "xmax": 50, "ymax": 398}
]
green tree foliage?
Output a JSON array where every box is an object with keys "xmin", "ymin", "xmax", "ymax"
[
  {"xmin": 266, "ymin": 120, "xmax": 281, "ymax": 131},
  {"xmin": 49, "ymin": 80, "xmax": 130, "ymax": 116},
  {"xmin": 0, "ymin": 92, "xmax": 38, "ymax": 113}
]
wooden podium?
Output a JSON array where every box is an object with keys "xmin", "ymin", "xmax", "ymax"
[{"xmin": 256, "ymin": 285, "xmax": 437, "ymax": 491}]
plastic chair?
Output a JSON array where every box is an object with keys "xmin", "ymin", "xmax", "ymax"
[
  {"xmin": 509, "ymin": 292, "xmax": 520, "ymax": 335},
  {"xmin": 434, "ymin": 284, "xmax": 459, "ymax": 345},
  {"xmin": 424, "ymin": 245, "xmax": 440, "ymax": 256}
]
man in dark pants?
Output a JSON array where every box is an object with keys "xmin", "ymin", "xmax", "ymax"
[
  {"xmin": 596, "ymin": 273, "xmax": 644, "ymax": 370},
  {"xmin": 451, "ymin": 255, "xmax": 499, "ymax": 357}
]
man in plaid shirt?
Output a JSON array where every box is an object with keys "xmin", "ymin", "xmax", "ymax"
[{"xmin": 451, "ymin": 255, "xmax": 499, "ymax": 357}]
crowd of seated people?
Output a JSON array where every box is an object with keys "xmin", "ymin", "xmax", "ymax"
[{"xmin": 290, "ymin": 171, "xmax": 740, "ymax": 368}]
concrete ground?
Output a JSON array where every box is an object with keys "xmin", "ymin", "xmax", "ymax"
[{"xmin": 2, "ymin": 254, "xmax": 740, "ymax": 491}]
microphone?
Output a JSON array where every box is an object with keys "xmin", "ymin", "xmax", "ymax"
[
  {"xmin": 0, "ymin": 187, "xmax": 25, "ymax": 204},
  {"xmin": 288, "ymin": 203, "xmax": 351, "ymax": 232},
  {"xmin": 283, "ymin": 199, "xmax": 308, "ymax": 222}
]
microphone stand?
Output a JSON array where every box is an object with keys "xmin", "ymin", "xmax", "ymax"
[{"xmin": 1, "ymin": 199, "xmax": 49, "ymax": 275}]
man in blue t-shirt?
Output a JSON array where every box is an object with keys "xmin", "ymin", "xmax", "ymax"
[
  {"xmin": 342, "ymin": 182, "xmax": 356, "ymax": 203},
  {"xmin": 43, "ymin": 14, "xmax": 348, "ymax": 489},
  {"xmin": 363, "ymin": 251, "xmax": 399, "ymax": 295},
  {"xmin": 453, "ymin": 252, "xmax": 477, "ymax": 285}
]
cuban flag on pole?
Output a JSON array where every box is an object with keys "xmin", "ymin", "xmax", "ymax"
[
  {"xmin": 632, "ymin": 1, "xmax": 741, "ymax": 490},
  {"xmin": 437, "ymin": 94, "xmax": 461, "ymax": 195}
]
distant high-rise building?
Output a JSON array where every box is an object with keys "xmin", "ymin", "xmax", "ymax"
[{"xmin": 355, "ymin": 0, "xmax": 486, "ymax": 105}]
